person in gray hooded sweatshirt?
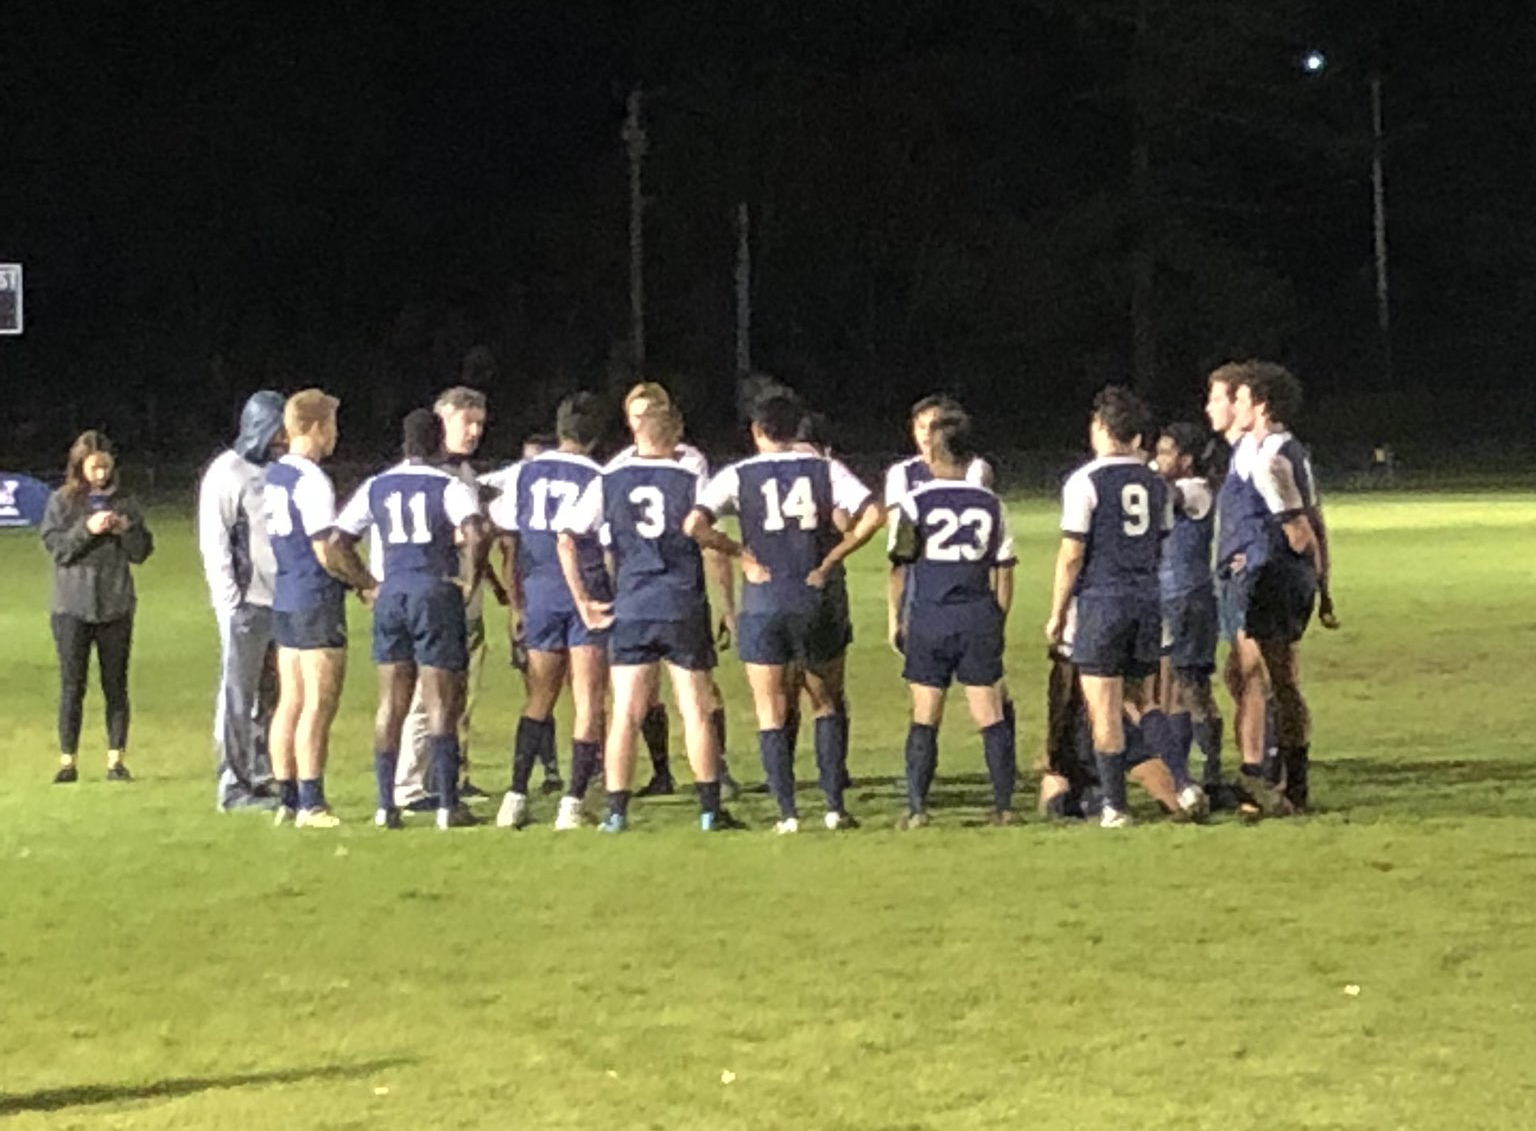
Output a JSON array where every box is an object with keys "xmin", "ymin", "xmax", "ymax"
[{"xmin": 198, "ymin": 391, "xmax": 286, "ymax": 810}]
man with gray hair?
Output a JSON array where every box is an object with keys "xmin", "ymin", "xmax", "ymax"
[
  {"xmin": 198, "ymin": 390, "xmax": 286, "ymax": 810},
  {"xmin": 394, "ymin": 385, "xmax": 496, "ymax": 807}
]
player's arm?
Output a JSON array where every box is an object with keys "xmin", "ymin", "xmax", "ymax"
[
  {"xmin": 683, "ymin": 507, "xmax": 744, "ymax": 558},
  {"xmin": 886, "ymin": 498, "xmax": 920, "ymax": 653},
  {"xmin": 1047, "ymin": 471, "xmax": 1093, "ymax": 644},
  {"xmin": 1254, "ymin": 454, "xmax": 1320, "ymax": 567},
  {"xmin": 319, "ymin": 530, "xmax": 377, "ymax": 596},
  {"xmin": 993, "ymin": 564, "xmax": 1015, "ymax": 617},
  {"xmin": 554, "ymin": 479, "xmax": 613, "ymax": 630},
  {"xmin": 808, "ymin": 463, "xmax": 883, "ymax": 586},
  {"xmin": 498, "ymin": 533, "xmax": 523, "ymax": 611},
  {"xmin": 1307, "ymin": 502, "xmax": 1339, "ymax": 626},
  {"xmin": 991, "ymin": 509, "xmax": 1017, "ymax": 618},
  {"xmin": 315, "ymin": 479, "xmax": 377, "ymax": 598},
  {"xmin": 706, "ymin": 545, "xmax": 737, "ymax": 646}
]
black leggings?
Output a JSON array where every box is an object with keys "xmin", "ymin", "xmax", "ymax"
[{"xmin": 52, "ymin": 613, "xmax": 133, "ymax": 755}]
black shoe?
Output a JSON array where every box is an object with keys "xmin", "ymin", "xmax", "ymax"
[
  {"xmin": 437, "ymin": 803, "xmax": 481, "ymax": 829},
  {"xmin": 375, "ymin": 807, "xmax": 405, "ymax": 830},
  {"xmin": 540, "ymin": 775, "xmax": 565, "ymax": 796},
  {"xmin": 403, "ymin": 795, "xmax": 441, "ymax": 813},
  {"xmin": 105, "ymin": 763, "xmax": 133, "ymax": 782},
  {"xmin": 458, "ymin": 779, "xmax": 491, "ymax": 801},
  {"xmin": 1205, "ymin": 782, "xmax": 1241, "ymax": 812},
  {"xmin": 636, "ymin": 774, "xmax": 676, "ymax": 798},
  {"xmin": 701, "ymin": 808, "xmax": 748, "ymax": 831},
  {"xmin": 53, "ymin": 764, "xmax": 78, "ymax": 784}
]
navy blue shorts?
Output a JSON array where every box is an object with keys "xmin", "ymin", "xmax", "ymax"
[
  {"xmin": 1162, "ymin": 587, "xmax": 1218, "ymax": 675},
  {"xmin": 610, "ymin": 609, "xmax": 716, "ymax": 671},
  {"xmin": 1215, "ymin": 566, "xmax": 1252, "ymax": 645},
  {"xmin": 523, "ymin": 603, "xmax": 609, "ymax": 653},
  {"xmin": 738, "ymin": 600, "xmax": 851, "ymax": 667},
  {"xmin": 1071, "ymin": 593, "xmax": 1160, "ymax": 679},
  {"xmin": 273, "ymin": 598, "xmax": 347, "ymax": 651},
  {"xmin": 902, "ymin": 601, "xmax": 1004, "ymax": 689},
  {"xmin": 1245, "ymin": 560, "xmax": 1317, "ymax": 644},
  {"xmin": 372, "ymin": 584, "xmax": 469, "ymax": 671}
]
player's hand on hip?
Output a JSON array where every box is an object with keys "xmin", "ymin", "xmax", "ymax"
[
  {"xmin": 358, "ymin": 586, "xmax": 378, "ymax": 610},
  {"xmin": 578, "ymin": 598, "xmax": 615, "ymax": 631},
  {"xmin": 741, "ymin": 551, "xmax": 772, "ymax": 585},
  {"xmin": 804, "ymin": 565, "xmax": 829, "ymax": 589}
]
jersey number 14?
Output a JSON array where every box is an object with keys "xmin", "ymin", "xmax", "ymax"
[{"xmin": 760, "ymin": 477, "xmax": 817, "ymax": 532}]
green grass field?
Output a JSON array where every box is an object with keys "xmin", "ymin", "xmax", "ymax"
[{"xmin": 3, "ymin": 494, "xmax": 1535, "ymax": 1130}]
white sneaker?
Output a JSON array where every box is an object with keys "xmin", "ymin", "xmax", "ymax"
[
  {"xmin": 1177, "ymin": 784, "xmax": 1210, "ymax": 821},
  {"xmin": 823, "ymin": 811, "xmax": 857, "ymax": 831},
  {"xmin": 1100, "ymin": 806, "xmax": 1132, "ymax": 829},
  {"xmin": 274, "ymin": 806, "xmax": 296, "ymax": 828},
  {"xmin": 295, "ymin": 807, "xmax": 341, "ymax": 829},
  {"xmin": 774, "ymin": 817, "xmax": 800, "ymax": 836},
  {"xmin": 496, "ymin": 791, "xmax": 529, "ymax": 829},
  {"xmin": 554, "ymin": 796, "xmax": 584, "ymax": 831}
]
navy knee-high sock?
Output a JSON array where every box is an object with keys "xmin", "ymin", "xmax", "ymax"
[
  {"xmin": 758, "ymin": 728, "xmax": 796, "ymax": 818},
  {"xmin": 904, "ymin": 723, "xmax": 939, "ymax": 814},
  {"xmin": 374, "ymin": 750, "xmax": 398, "ymax": 811},
  {"xmin": 813, "ymin": 713, "xmax": 848, "ymax": 814},
  {"xmin": 430, "ymin": 734, "xmax": 461, "ymax": 809},
  {"xmin": 1170, "ymin": 712, "xmax": 1195, "ymax": 783},
  {"xmin": 641, "ymin": 705, "xmax": 670, "ymax": 777},
  {"xmin": 785, "ymin": 703, "xmax": 802, "ymax": 763},
  {"xmin": 537, "ymin": 718, "xmax": 559, "ymax": 777},
  {"xmin": 568, "ymin": 739, "xmax": 601, "ymax": 799},
  {"xmin": 981, "ymin": 720, "xmax": 1016, "ymax": 812},
  {"xmin": 511, "ymin": 716, "xmax": 550, "ymax": 794},
  {"xmin": 1094, "ymin": 750, "xmax": 1128, "ymax": 812},
  {"xmin": 1142, "ymin": 709, "xmax": 1189, "ymax": 789},
  {"xmin": 1194, "ymin": 715, "xmax": 1224, "ymax": 784}
]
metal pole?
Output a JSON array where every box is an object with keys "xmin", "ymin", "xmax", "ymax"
[
  {"xmin": 734, "ymin": 201, "xmax": 751, "ymax": 378},
  {"xmin": 1370, "ymin": 71, "xmax": 1392, "ymax": 385},
  {"xmin": 622, "ymin": 88, "xmax": 648, "ymax": 373}
]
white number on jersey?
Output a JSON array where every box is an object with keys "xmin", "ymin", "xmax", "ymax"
[
  {"xmin": 759, "ymin": 476, "xmax": 817, "ymax": 532},
  {"xmin": 527, "ymin": 478, "xmax": 580, "ymax": 532},
  {"xmin": 1120, "ymin": 484, "xmax": 1150, "ymax": 537},
  {"xmin": 264, "ymin": 484, "xmax": 293, "ymax": 538},
  {"xmin": 925, "ymin": 507, "xmax": 994, "ymax": 562},
  {"xmin": 630, "ymin": 485, "xmax": 666, "ymax": 538},
  {"xmin": 384, "ymin": 491, "xmax": 432, "ymax": 545}
]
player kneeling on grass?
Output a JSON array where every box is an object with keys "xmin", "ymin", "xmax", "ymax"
[
  {"xmin": 887, "ymin": 409, "xmax": 1018, "ymax": 827},
  {"xmin": 265, "ymin": 390, "xmax": 373, "ymax": 828},
  {"xmin": 490, "ymin": 393, "xmax": 611, "ymax": 831},
  {"xmin": 556, "ymin": 402, "xmax": 742, "ymax": 833},
  {"xmin": 686, "ymin": 392, "xmax": 883, "ymax": 833},
  {"xmin": 1154, "ymin": 423, "xmax": 1228, "ymax": 809},
  {"xmin": 1045, "ymin": 386, "xmax": 1203, "ymax": 829},
  {"xmin": 329, "ymin": 409, "xmax": 490, "ymax": 830}
]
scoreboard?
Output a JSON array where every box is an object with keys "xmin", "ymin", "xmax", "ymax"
[{"xmin": 0, "ymin": 264, "xmax": 21, "ymax": 335}]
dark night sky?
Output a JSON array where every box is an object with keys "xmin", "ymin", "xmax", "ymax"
[{"xmin": 2, "ymin": 0, "xmax": 1532, "ymax": 461}]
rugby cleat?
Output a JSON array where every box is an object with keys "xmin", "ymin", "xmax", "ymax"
[
  {"xmin": 436, "ymin": 804, "xmax": 479, "ymax": 830},
  {"xmin": 295, "ymin": 807, "xmax": 342, "ymax": 830},
  {"xmin": 540, "ymin": 773, "xmax": 565, "ymax": 796},
  {"xmin": 701, "ymin": 809, "xmax": 747, "ymax": 832},
  {"xmin": 898, "ymin": 811, "xmax": 931, "ymax": 831},
  {"xmin": 458, "ymin": 779, "xmax": 491, "ymax": 803},
  {"xmin": 401, "ymin": 795, "xmax": 440, "ymax": 813},
  {"xmin": 274, "ymin": 806, "xmax": 296, "ymax": 827},
  {"xmin": 823, "ymin": 811, "xmax": 860, "ymax": 831},
  {"xmin": 374, "ymin": 806, "xmax": 404, "ymax": 830},
  {"xmin": 1099, "ymin": 806, "xmax": 1133, "ymax": 829},
  {"xmin": 1176, "ymin": 784, "xmax": 1210, "ymax": 822},
  {"xmin": 53, "ymin": 765, "xmax": 78, "ymax": 784},
  {"xmin": 105, "ymin": 763, "xmax": 133, "ymax": 782},
  {"xmin": 496, "ymin": 791, "xmax": 531, "ymax": 830},
  {"xmin": 554, "ymin": 796, "xmax": 586, "ymax": 831},
  {"xmin": 597, "ymin": 812, "xmax": 627, "ymax": 834},
  {"xmin": 773, "ymin": 817, "xmax": 800, "ymax": 836},
  {"xmin": 636, "ymin": 773, "xmax": 676, "ymax": 798},
  {"xmin": 988, "ymin": 809, "xmax": 1017, "ymax": 828}
]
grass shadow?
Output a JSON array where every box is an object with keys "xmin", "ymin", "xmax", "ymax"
[{"xmin": 0, "ymin": 1057, "xmax": 413, "ymax": 1117}]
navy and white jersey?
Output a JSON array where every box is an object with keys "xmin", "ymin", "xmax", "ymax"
[
  {"xmin": 883, "ymin": 455, "xmax": 992, "ymax": 511},
  {"xmin": 607, "ymin": 441, "xmax": 709, "ymax": 480},
  {"xmin": 1159, "ymin": 476, "xmax": 1215, "ymax": 600},
  {"xmin": 888, "ymin": 480, "xmax": 1015, "ymax": 606},
  {"xmin": 264, "ymin": 454, "xmax": 345, "ymax": 614},
  {"xmin": 1216, "ymin": 434, "xmax": 1311, "ymax": 569},
  {"xmin": 336, "ymin": 461, "xmax": 478, "ymax": 594},
  {"xmin": 697, "ymin": 452, "xmax": 872, "ymax": 616},
  {"xmin": 488, "ymin": 451, "xmax": 611, "ymax": 612},
  {"xmin": 559, "ymin": 453, "xmax": 708, "ymax": 622},
  {"xmin": 1060, "ymin": 455, "xmax": 1172, "ymax": 598}
]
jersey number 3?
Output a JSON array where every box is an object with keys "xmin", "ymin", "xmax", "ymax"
[
  {"xmin": 629, "ymin": 486, "xmax": 666, "ymax": 538},
  {"xmin": 926, "ymin": 507, "xmax": 993, "ymax": 561}
]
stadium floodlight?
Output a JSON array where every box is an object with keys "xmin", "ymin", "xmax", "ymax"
[
  {"xmin": 1302, "ymin": 49, "xmax": 1327, "ymax": 74},
  {"xmin": 0, "ymin": 264, "xmax": 20, "ymax": 335}
]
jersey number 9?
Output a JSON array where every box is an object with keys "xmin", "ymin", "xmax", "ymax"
[{"xmin": 1120, "ymin": 484, "xmax": 1149, "ymax": 536}]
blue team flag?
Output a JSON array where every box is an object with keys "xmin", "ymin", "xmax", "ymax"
[{"xmin": 0, "ymin": 473, "xmax": 51, "ymax": 528}]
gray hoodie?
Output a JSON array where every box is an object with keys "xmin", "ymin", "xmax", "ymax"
[{"xmin": 198, "ymin": 391, "xmax": 284, "ymax": 612}]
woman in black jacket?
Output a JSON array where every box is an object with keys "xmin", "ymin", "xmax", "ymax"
[{"xmin": 39, "ymin": 431, "xmax": 154, "ymax": 782}]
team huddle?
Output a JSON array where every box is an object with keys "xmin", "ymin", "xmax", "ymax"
[{"xmin": 202, "ymin": 359, "xmax": 1330, "ymax": 834}]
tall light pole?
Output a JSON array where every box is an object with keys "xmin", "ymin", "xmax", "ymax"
[{"xmin": 622, "ymin": 88, "xmax": 648, "ymax": 374}]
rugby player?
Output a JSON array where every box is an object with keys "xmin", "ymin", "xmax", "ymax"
[
  {"xmin": 887, "ymin": 409, "xmax": 1017, "ymax": 826},
  {"xmin": 332, "ymin": 409, "xmax": 490, "ymax": 829},
  {"xmin": 558, "ymin": 401, "xmax": 741, "ymax": 832},
  {"xmin": 264, "ymin": 390, "xmax": 374, "ymax": 828},
  {"xmin": 491, "ymin": 393, "xmax": 609, "ymax": 830},
  {"xmin": 687, "ymin": 393, "xmax": 882, "ymax": 832}
]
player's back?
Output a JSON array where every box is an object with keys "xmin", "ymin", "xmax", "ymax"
[
  {"xmin": 1160, "ymin": 476, "xmax": 1214, "ymax": 600},
  {"xmin": 505, "ymin": 452, "xmax": 609, "ymax": 609},
  {"xmin": 602, "ymin": 454, "xmax": 707, "ymax": 620},
  {"xmin": 883, "ymin": 454, "xmax": 991, "ymax": 510},
  {"xmin": 1062, "ymin": 455, "xmax": 1167, "ymax": 599},
  {"xmin": 894, "ymin": 480, "xmax": 1013, "ymax": 607},
  {"xmin": 349, "ymin": 461, "xmax": 472, "ymax": 593},
  {"xmin": 263, "ymin": 454, "xmax": 343, "ymax": 613}
]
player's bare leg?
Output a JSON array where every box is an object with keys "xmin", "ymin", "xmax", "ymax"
[
  {"xmin": 1078, "ymin": 673, "xmax": 1132, "ymax": 827},
  {"xmin": 803, "ymin": 658, "xmax": 855, "ymax": 827},
  {"xmin": 372, "ymin": 662, "xmax": 416, "ymax": 828},
  {"xmin": 902, "ymin": 683, "xmax": 947, "ymax": 826},
  {"xmin": 1230, "ymin": 632, "xmax": 1286, "ymax": 816},
  {"xmin": 501, "ymin": 648, "xmax": 567, "ymax": 828},
  {"xmin": 292, "ymin": 648, "xmax": 345, "ymax": 827},
  {"xmin": 1259, "ymin": 638, "xmax": 1311, "ymax": 810},
  {"xmin": 554, "ymin": 643, "xmax": 608, "ymax": 829},
  {"xmin": 598, "ymin": 663, "xmax": 660, "ymax": 831},
  {"xmin": 962, "ymin": 682, "xmax": 1015, "ymax": 823},
  {"xmin": 269, "ymin": 647, "xmax": 305, "ymax": 823},
  {"xmin": 420, "ymin": 665, "xmax": 471, "ymax": 827}
]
